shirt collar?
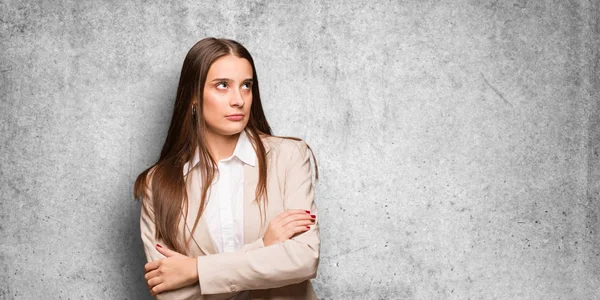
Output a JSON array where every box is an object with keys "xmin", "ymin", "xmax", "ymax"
[{"xmin": 183, "ymin": 129, "xmax": 256, "ymax": 176}]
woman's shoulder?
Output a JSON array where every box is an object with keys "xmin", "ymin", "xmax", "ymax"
[
  {"xmin": 260, "ymin": 134, "xmax": 308, "ymax": 156},
  {"xmin": 260, "ymin": 134, "xmax": 317, "ymax": 179}
]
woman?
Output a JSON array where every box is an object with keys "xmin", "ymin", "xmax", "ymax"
[{"xmin": 134, "ymin": 37, "xmax": 320, "ymax": 299}]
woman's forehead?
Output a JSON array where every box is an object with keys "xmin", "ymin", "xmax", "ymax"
[{"xmin": 206, "ymin": 55, "xmax": 253, "ymax": 80}]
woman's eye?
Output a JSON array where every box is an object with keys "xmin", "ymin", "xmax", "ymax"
[
  {"xmin": 242, "ymin": 82, "xmax": 252, "ymax": 89},
  {"xmin": 216, "ymin": 82, "xmax": 228, "ymax": 89}
]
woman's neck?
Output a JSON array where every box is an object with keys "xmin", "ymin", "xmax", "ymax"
[{"xmin": 204, "ymin": 130, "xmax": 240, "ymax": 161}]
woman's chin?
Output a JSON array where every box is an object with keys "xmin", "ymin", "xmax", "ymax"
[{"xmin": 212, "ymin": 124, "xmax": 247, "ymax": 137}]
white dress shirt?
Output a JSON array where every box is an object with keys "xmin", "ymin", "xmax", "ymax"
[{"xmin": 183, "ymin": 129, "xmax": 256, "ymax": 253}]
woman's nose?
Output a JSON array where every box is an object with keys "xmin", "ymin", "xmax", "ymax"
[{"xmin": 230, "ymin": 89, "xmax": 245, "ymax": 107}]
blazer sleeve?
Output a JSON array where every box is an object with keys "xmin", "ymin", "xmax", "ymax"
[
  {"xmin": 240, "ymin": 236, "xmax": 265, "ymax": 251},
  {"xmin": 139, "ymin": 169, "xmax": 203, "ymax": 300},
  {"xmin": 195, "ymin": 140, "xmax": 320, "ymax": 295}
]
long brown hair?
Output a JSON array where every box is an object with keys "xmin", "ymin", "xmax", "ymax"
[{"xmin": 134, "ymin": 38, "xmax": 318, "ymax": 254}]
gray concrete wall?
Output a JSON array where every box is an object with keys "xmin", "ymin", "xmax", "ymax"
[{"xmin": 1, "ymin": 0, "xmax": 598, "ymax": 299}]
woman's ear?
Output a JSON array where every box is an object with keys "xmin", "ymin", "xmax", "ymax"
[{"xmin": 191, "ymin": 100, "xmax": 198, "ymax": 116}]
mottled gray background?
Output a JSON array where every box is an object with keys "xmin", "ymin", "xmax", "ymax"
[{"xmin": 1, "ymin": 0, "xmax": 599, "ymax": 299}]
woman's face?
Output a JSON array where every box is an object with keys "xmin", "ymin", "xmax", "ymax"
[{"xmin": 202, "ymin": 55, "xmax": 253, "ymax": 137}]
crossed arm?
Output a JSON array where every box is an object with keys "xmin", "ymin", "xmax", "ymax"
[{"xmin": 140, "ymin": 140, "xmax": 320, "ymax": 298}]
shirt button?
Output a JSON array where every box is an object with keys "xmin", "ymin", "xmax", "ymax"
[{"xmin": 230, "ymin": 285, "xmax": 237, "ymax": 292}]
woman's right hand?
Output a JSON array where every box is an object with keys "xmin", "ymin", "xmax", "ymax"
[{"xmin": 262, "ymin": 209, "xmax": 316, "ymax": 246}]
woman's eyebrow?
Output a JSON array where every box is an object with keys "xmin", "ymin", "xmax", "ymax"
[
  {"xmin": 211, "ymin": 78, "xmax": 231, "ymax": 82},
  {"xmin": 210, "ymin": 78, "xmax": 253, "ymax": 82}
]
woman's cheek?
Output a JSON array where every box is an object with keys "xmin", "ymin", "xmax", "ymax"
[
  {"xmin": 203, "ymin": 101, "xmax": 218, "ymax": 127},
  {"xmin": 204, "ymin": 93, "xmax": 221, "ymax": 115}
]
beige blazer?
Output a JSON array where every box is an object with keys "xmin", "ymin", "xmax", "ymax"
[{"xmin": 140, "ymin": 135, "xmax": 320, "ymax": 299}]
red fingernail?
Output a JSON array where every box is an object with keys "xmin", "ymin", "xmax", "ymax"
[
  {"xmin": 156, "ymin": 244, "xmax": 162, "ymax": 248},
  {"xmin": 305, "ymin": 210, "xmax": 310, "ymax": 213},
  {"xmin": 306, "ymin": 226, "xmax": 310, "ymax": 229},
  {"xmin": 310, "ymin": 214, "xmax": 316, "ymax": 218}
]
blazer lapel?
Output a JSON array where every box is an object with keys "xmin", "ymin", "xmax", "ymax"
[
  {"xmin": 244, "ymin": 135, "xmax": 271, "ymax": 244},
  {"xmin": 243, "ymin": 163, "xmax": 261, "ymax": 244}
]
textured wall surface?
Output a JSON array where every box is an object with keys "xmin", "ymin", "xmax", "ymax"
[{"xmin": 1, "ymin": 0, "xmax": 599, "ymax": 299}]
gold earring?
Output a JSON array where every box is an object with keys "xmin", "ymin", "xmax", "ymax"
[{"xmin": 192, "ymin": 105, "xmax": 196, "ymax": 116}]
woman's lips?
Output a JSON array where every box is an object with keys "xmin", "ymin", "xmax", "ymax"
[{"xmin": 226, "ymin": 114, "xmax": 244, "ymax": 121}]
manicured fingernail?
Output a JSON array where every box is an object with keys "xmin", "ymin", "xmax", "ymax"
[
  {"xmin": 305, "ymin": 210, "xmax": 310, "ymax": 213},
  {"xmin": 306, "ymin": 226, "xmax": 310, "ymax": 229},
  {"xmin": 156, "ymin": 244, "xmax": 162, "ymax": 248},
  {"xmin": 310, "ymin": 214, "xmax": 316, "ymax": 218},
  {"xmin": 311, "ymin": 219, "xmax": 315, "ymax": 222}
]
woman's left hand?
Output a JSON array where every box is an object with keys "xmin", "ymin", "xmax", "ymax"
[{"xmin": 144, "ymin": 244, "xmax": 199, "ymax": 296}]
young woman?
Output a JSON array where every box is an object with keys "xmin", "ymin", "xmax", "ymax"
[{"xmin": 134, "ymin": 38, "xmax": 320, "ymax": 299}]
